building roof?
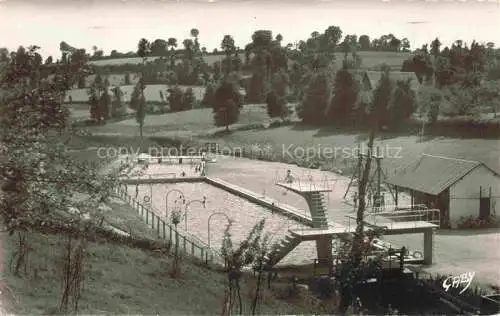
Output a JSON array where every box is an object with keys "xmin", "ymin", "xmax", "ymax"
[
  {"xmin": 364, "ymin": 71, "xmax": 421, "ymax": 91},
  {"xmin": 385, "ymin": 154, "xmax": 498, "ymax": 195}
]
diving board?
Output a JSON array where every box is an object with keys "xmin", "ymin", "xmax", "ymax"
[{"xmin": 276, "ymin": 182, "xmax": 332, "ymax": 194}]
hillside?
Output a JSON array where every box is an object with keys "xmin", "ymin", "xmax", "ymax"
[
  {"xmin": 89, "ymin": 51, "xmax": 412, "ymax": 70},
  {"xmin": 2, "ymin": 191, "xmax": 316, "ymax": 315}
]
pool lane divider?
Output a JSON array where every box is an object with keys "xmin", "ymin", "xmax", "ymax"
[{"xmin": 118, "ymin": 175, "xmax": 313, "ymax": 227}]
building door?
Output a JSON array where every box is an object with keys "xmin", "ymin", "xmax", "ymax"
[
  {"xmin": 479, "ymin": 186, "xmax": 491, "ymax": 220},
  {"xmin": 479, "ymin": 197, "xmax": 491, "ymax": 220},
  {"xmin": 438, "ymin": 190, "xmax": 450, "ymax": 228}
]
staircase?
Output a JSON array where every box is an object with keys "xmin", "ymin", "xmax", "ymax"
[
  {"xmin": 308, "ymin": 192, "xmax": 329, "ymax": 228},
  {"xmin": 264, "ymin": 233, "xmax": 302, "ymax": 267}
]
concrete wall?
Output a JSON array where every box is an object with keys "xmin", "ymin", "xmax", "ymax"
[{"xmin": 449, "ymin": 165, "xmax": 500, "ymax": 227}]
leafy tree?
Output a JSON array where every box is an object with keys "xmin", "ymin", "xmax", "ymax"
[
  {"xmin": 190, "ymin": 28, "xmax": 200, "ymax": 51},
  {"xmin": 369, "ymin": 68, "xmax": 393, "ymax": 128},
  {"xmin": 100, "ymin": 88, "xmax": 112, "ymax": 120},
  {"xmin": 401, "ymin": 53, "xmax": 434, "ymax": 84},
  {"xmin": 221, "ymin": 35, "xmax": 236, "ymax": 74},
  {"xmin": 358, "ymin": 35, "xmax": 370, "ymax": 51},
  {"xmin": 129, "ymin": 81, "xmax": 142, "ymax": 110},
  {"xmin": 401, "ymin": 38, "xmax": 411, "ymax": 52},
  {"xmin": 137, "ymin": 38, "xmax": 150, "ymax": 144},
  {"xmin": 182, "ymin": 87, "xmax": 196, "ymax": 110},
  {"xmin": 88, "ymin": 85, "xmax": 100, "ymax": 121},
  {"xmin": 327, "ymin": 67, "xmax": 359, "ymax": 124},
  {"xmin": 201, "ymin": 83, "xmax": 216, "ymax": 107},
  {"xmin": 77, "ymin": 75, "xmax": 86, "ymax": 88},
  {"xmin": 124, "ymin": 72, "xmax": 131, "ymax": 85},
  {"xmin": 0, "ymin": 45, "xmax": 125, "ymax": 313},
  {"xmin": 111, "ymin": 86, "xmax": 125, "ymax": 117},
  {"xmin": 446, "ymin": 84, "xmax": 481, "ymax": 116},
  {"xmin": 430, "ymin": 37, "xmax": 442, "ymax": 57},
  {"xmin": 266, "ymin": 71, "xmax": 289, "ymax": 120},
  {"xmin": 213, "ymin": 80, "xmax": 242, "ymax": 131},
  {"xmin": 150, "ymin": 38, "xmax": 168, "ymax": 56},
  {"xmin": 246, "ymin": 72, "xmax": 268, "ymax": 103},
  {"xmin": 167, "ymin": 37, "xmax": 178, "ymax": 69},
  {"xmin": 167, "ymin": 86, "xmax": 184, "ymax": 112},
  {"xmin": 388, "ymin": 79, "xmax": 417, "ymax": 128},
  {"xmin": 296, "ymin": 72, "xmax": 330, "ymax": 124},
  {"xmin": 94, "ymin": 73, "xmax": 104, "ymax": 92},
  {"xmin": 266, "ymin": 91, "xmax": 282, "ymax": 119},
  {"xmin": 182, "ymin": 38, "xmax": 195, "ymax": 62},
  {"xmin": 220, "ymin": 219, "xmax": 278, "ymax": 315},
  {"xmin": 133, "ymin": 78, "xmax": 146, "ymax": 139}
]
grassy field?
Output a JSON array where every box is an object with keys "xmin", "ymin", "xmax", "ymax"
[
  {"xmin": 85, "ymin": 105, "xmax": 274, "ymax": 137},
  {"xmin": 65, "ymin": 84, "xmax": 207, "ymax": 103},
  {"xmin": 84, "ymin": 73, "xmax": 141, "ymax": 87},
  {"xmin": 3, "ymin": 191, "xmax": 317, "ymax": 315},
  {"xmin": 88, "ymin": 51, "xmax": 411, "ymax": 70},
  {"xmin": 82, "ymin": 104, "xmax": 500, "ymax": 175}
]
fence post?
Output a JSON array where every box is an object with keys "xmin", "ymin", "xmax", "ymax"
[
  {"xmin": 162, "ymin": 221, "xmax": 166, "ymax": 239},
  {"xmin": 183, "ymin": 236, "xmax": 186, "ymax": 253},
  {"xmin": 169, "ymin": 226, "xmax": 172, "ymax": 241},
  {"xmin": 201, "ymin": 248, "xmax": 205, "ymax": 264},
  {"xmin": 191, "ymin": 243, "xmax": 195, "ymax": 256},
  {"xmin": 145, "ymin": 208, "xmax": 148, "ymax": 224}
]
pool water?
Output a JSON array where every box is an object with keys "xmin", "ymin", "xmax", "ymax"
[{"xmin": 126, "ymin": 182, "xmax": 318, "ymax": 266}]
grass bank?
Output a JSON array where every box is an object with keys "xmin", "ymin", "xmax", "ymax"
[{"xmin": 2, "ymin": 192, "xmax": 319, "ymax": 314}]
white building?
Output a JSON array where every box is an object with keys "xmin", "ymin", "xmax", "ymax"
[{"xmin": 386, "ymin": 154, "xmax": 500, "ymax": 228}]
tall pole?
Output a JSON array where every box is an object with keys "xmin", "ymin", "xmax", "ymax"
[
  {"xmin": 357, "ymin": 143, "xmax": 362, "ymax": 184},
  {"xmin": 376, "ymin": 146, "xmax": 381, "ymax": 201}
]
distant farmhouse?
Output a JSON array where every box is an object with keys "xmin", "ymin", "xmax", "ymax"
[
  {"xmin": 386, "ymin": 154, "xmax": 500, "ymax": 228},
  {"xmin": 362, "ymin": 70, "xmax": 421, "ymax": 91},
  {"xmin": 351, "ymin": 70, "xmax": 420, "ymax": 105}
]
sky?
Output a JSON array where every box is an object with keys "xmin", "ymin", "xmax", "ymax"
[{"xmin": 0, "ymin": 0, "xmax": 499, "ymax": 59}]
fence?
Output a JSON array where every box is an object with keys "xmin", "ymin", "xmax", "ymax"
[{"xmin": 115, "ymin": 186, "xmax": 224, "ymax": 267}]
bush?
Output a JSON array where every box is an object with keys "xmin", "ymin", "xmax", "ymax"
[
  {"xmin": 182, "ymin": 88, "xmax": 196, "ymax": 110},
  {"xmin": 212, "ymin": 79, "xmax": 242, "ymax": 130},
  {"xmin": 124, "ymin": 72, "xmax": 131, "ymax": 85},
  {"xmin": 167, "ymin": 86, "xmax": 184, "ymax": 112},
  {"xmin": 456, "ymin": 215, "xmax": 500, "ymax": 229},
  {"xmin": 201, "ymin": 83, "xmax": 216, "ymax": 108}
]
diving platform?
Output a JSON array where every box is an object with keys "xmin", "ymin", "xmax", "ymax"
[
  {"xmin": 289, "ymin": 225, "xmax": 355, "ymax": 240},
  {"xmin": 290, "ymin": 220, "xmax": 438, "ymax": 240},
  {"xmin": 276, "ymin": 182, "xmax": 332, "ymax": 194}
]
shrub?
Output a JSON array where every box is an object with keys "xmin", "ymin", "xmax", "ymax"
[
  {"xmin": 456, "ymin": 215, "xmax": 500, "ymax": 229},
  {"xmin": 167, "ymin": 86, "xmax": 184, "ymax": 112},
  {"xmin": 201, "ymin": 83, "xmax": 216, "ymax": 108},
  {"xmin": 212, "ymin": 79, "xmax": 242, "ymax": 131},
  {"xmin": 182, "ymin": 88, "xmax": 196, "ymax": 110}
]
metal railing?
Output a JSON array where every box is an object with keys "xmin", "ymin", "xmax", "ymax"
[
  {"xmin": 346, "ymin": 208, "xmax": 440, "ymax": 231},
  {"xmin": 115, "ymin": 187, "xmax": 224, "ymax": 266}
]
